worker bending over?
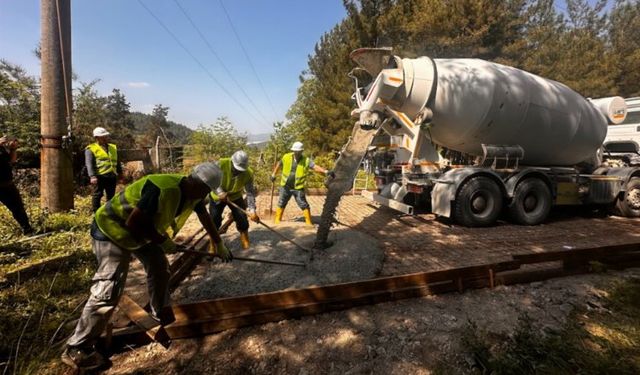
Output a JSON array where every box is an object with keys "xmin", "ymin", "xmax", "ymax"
[
  {"xmin": 0, "ymin": 135, "xmax": 32, "ymax": 234},
  {"xmin": 270, "ymin": 142, "xmax": 335, "ymax": 225},
  {"xmin": 210, "ymin": 150, "xmax": 259, "ymax": 249},
  {"xmin": 85, "ymin": 127, "xmax": 122, "ymax": 212},
  {"xmin": 62, "ymin": 163, "xmax": 231, "ymax": 371}
]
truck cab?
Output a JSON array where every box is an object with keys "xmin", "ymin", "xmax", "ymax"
[{"xmin": 604, "ymin": 97, "xmax": 640, "ymax": 165}]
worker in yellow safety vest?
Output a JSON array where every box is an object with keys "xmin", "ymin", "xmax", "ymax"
[
  {"xmin": 62, "ymin": 163, "xmax": 231, "ymax": 371},
  {"xmin": 210, "ymin": 150, "xmax": 260, "ymax": 249},
  {"xmin": 85, "ymin": 127, "xmax": 122, "ymax": 212},
  {"xmin": 270, "ymin": 141, "xmax": 335, "ymax": 225}
]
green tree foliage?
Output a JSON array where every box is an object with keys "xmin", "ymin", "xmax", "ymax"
[
  {"xmin": 186, "ymin": 116, "xmax": 248, "ymax": 164},
  {"xmin": 609, "ymin": 0, "xmax": 640, "ymax": 97},
  {"xmin": 128, "ymin": 111, "xmax": 192, "ymax": 147},
  {"xmin": 519, "ymin": 0, "xmax": 616, "ymax": 96},
  {"xmin": 104, "ymin": 88, "xmax": 135, "ymax": 148},
  {"xmin": 73, "ymin": 80, "xmax": 107, "ymax": 151},
  {"xmin": 0, "ymin": 60, "xmax": 41, "ymax": 166}
]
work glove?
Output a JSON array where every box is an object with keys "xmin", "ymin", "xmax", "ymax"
[
  {"xmin": 160, "ymin": 237, "xmax": 177, "ymax": 254},
  {"xmin": 209, "ymin": 240, "xmax": 233, "ymax": 262},
  {"xmin": 326, "ymin": 170, "xmax": 336, "ymax": 179},
  {"xmin": 269, "ymin": 174, "xmax": 276, "ymax": 183},
  {"xmin": 248, "ymin": 210, "xmax": 260, "ymax": 223}
]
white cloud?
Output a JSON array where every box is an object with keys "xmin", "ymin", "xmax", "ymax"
[{"xmin": 126, "ymin": 81, "xmax": 150, "ymax": 88}]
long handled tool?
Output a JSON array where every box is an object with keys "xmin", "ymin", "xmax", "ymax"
[
  {"xmin": 269, "ymin": 145, "xmax": 278, "ymax": 217},
  {"xmin": 1, "ymin": 231, "xmax": 57, "ymax": 249},
  {"xmin": 226, "ymin": 199, "xmax": 313, "ymax": 253},
  {"xmin": 176, "ymin": 248, "xmax": 305, "ymax": 267},
  {"xmin": 176, "ymin": 214, "xmax": 234, "ymax": 247}
]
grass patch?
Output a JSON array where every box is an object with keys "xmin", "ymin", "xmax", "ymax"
[
  {"xmin": 453, "ymin": 277, "xmax": 640, "ymax": 374},
  {"xmin": 0, "ymin": 195, "xmax": 97, "ymax": 374},
  {"xmin": 1, "ymin": 196, "xmax": 93, "ymax": 275}
]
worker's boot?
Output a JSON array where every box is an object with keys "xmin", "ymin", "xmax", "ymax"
[
  {"xmin": 274, "ymin": 207, "xmax": 284, "ymax": 224},
  {"xmin": 240, "ymin": 231, "xmax": 250, "ymax": 249},
  {"xmin": 61, "ymin": 346, "xmax": 104, "ymax": 371},
  {"xmin": 302, "ymin": 208, "xmax": 313, "ymax": 226}
]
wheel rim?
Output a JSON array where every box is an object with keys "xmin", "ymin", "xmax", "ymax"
[
  {"xmin": 523, "ymin": 193, "xmax": 538, "ymax": 212},
  {"xmin": 628, "ymin": 188, "xmax": 640, "ymax": 210},
  {"xmin": 471, "ymin": 191, "xmax": 491, "ymax": 215}
]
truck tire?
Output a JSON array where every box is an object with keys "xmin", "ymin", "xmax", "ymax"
[
  {"xmin": 613, "ymin": 177, "xmax": 640, "ymax": 217},
  {"xmin": 453, "ymin": 176, "xmax": 503, "ymax": 227},
  {"xmin": 508, "ymin": 178, "xmax": 552, "ymax": 225}
]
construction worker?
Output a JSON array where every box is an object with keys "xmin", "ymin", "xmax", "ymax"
[
  {"xmin": 85, "ymin": 127, "xmax": 122, "ymax": 212},
  {"xmin": 62, "ymin": 163, "xmax": 231, "ymax": 371},
  {"xmin": 0, "ymin": 135, "xmax": 33, "ymax": 234},
  {"xmin": 210, "ymin": 150, "xmax": 259, "ymax": 249},
  {"xmin": 270, "ymin": 141, "xmax": 335, "ymax": 225}
]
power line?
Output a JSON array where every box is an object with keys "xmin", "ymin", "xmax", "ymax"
[
  {"xmin": 218, "ymin": 0, "xmax": 280, "ymax": 120},
  {"xmin": 136, "ymin": 0, "xmax": 264, "ymax": 127},
  {"xmin": 172, "ymin": 0, "xmax": 272, "ymax": 127}
]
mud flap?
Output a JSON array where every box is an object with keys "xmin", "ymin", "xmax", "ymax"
[{"xmin": 432, "ymin": 180, "xmax": 456, "ymax": 218}]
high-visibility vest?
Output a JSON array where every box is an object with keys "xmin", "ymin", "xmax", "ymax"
[
  {"xmin": 280, "ymin": 152, "xmax": 310, "ymax": 190},
  {"xmin": 86, "ymin": 143, "xmax": 118, "ymax": 175},
  {"xmin": 210, "ymin": 158, "xmax": 254, "ymax": 202},
  {"xmin": 95, "ymin": 174, "xmax": 201, "ymax": 250}
]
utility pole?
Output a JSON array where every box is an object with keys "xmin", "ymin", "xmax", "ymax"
[{"xmin": 41, "ymin": 0, "xmax": 74, "ymax": 211}]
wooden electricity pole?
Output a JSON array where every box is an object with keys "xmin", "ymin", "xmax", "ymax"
[{"xmin": 41, "ymin": 0, "xmax": 74, "ymax": 211}]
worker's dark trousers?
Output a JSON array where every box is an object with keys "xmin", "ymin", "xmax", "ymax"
[
  {"xmin": 91, "ymin": 174, "xmax": 117, "ymax": 212},
  {"xmin": 278, "ymin": 186, "xmax": 310, "ymax": 210},
  {"xmin": 67, "ymin": 240, "xmax": 170, "ymax": 349},
  {"xmin": 209, "ymin": 198, "xmax": 249, "ymax": 232},
  {"xmin": 0, "ymin": 181, "xmax": 32, "ymax": 233}
]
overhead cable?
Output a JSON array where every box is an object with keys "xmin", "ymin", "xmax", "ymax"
[
  {"xmin": 218, "ymin": 0, "xmax": 280, "ymax": 120},
  {"xmin": 136, "ymin": 0, "xmax": 264, "ymax": 126},
  {"xmin": 172, "ymin": 0, "xmax": 272, "ymax": 127}
]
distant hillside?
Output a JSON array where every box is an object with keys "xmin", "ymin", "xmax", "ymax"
[
  {"xmin": 247, "ymin": 133, "xmax": 272, "ymax": 143},
  {"xmin": 128, "ymin": 112, "xmax": 193, "ymax": 147}
]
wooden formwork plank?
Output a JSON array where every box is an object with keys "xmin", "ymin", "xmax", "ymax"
[
  {"xmin": 168, "ymin": 217, "xmax": 233, "ymax": 292},
  {"xmin": 168, "ymin": 260, "xmax": 520, "ymax": 321},
  {"xmin": 512, "ymin": 243, "xmax": 640, "ymax": 264},
  {"xmin": 118, "ymin": 294, "xmax": 169, "ymax": 347}
]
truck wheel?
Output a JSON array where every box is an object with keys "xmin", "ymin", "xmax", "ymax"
[
  {"xmin": 613, "ymin": 177, "xmax": 640, "ymax": 217},
  {"xmin": 508, "ymin": 178, "xmax": 551, "ymax": 225},
  {"xmin": 453, "ymin": 176, "xmax": 503, "ymax": 227}
]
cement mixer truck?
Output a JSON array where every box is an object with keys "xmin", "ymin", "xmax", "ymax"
[{"xmin": 348, "ymin": 48, "xmax": 640, "ymax": 226}]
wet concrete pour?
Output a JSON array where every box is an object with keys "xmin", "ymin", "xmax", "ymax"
[{"xmin": 172, "ymin": 221, "xmax": 384, "ymax": 303}]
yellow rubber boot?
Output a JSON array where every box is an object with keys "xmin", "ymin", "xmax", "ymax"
[
  {"xmin": 274, "ymin": 207, "xmax": 284, "ymax": 224},
  {"xmin": 302, "ymin": 208, "xmax": 313, "ymax": 226},
  {"xmin": 240, "ymin": 231, "xmax": 250, "ymax": 249}
]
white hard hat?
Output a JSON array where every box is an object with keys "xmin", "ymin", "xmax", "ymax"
[
  {"xmin": 191, "ymin": 162, "xmax": 222, "ymax": 191},
  {"xmin": 291, "ymin": 141, "xmax": 304, "ymax": 151},
  {"xmin": 231, "ymin": 150, "xmax": 249, "ymax": 171},
  {"xmin": 93, "ymin": 127, "xmax": 110, "ymax": 137}
]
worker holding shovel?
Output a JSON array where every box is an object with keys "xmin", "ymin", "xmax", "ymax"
[
  {"xmin": 270, "ymin": 142, "xmax": 335, "ymax": 225},
  {"xmin": 209, "ymin": 150, "xmax": 260, "ymax": 249},
  {"xmin": 62, "ymin": 163, "xmax": 231, "ymax": 371}
]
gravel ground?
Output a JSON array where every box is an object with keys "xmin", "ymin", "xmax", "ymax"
[
  {"xmin": 104, "ymin": 268, "xmax": 640, "ymax": 375},
  {"xmin": 173, "ymin": 221, "xmax": 384, "ymax": 303}
]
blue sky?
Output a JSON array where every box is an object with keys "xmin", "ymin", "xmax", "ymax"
[{"xmin": 0, "ymin": 0, "xmax": 347, "ymax": 134}]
